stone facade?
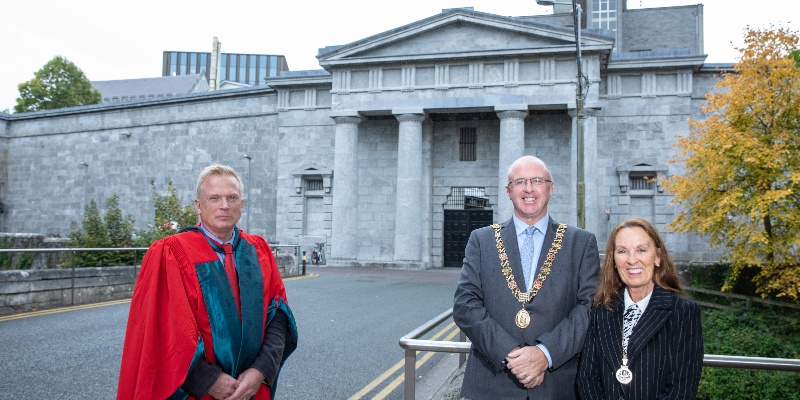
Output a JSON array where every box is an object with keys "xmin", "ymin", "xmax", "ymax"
[{"xmin": 0, "ymin": 4, "xmax": 727, "ymax": 269}]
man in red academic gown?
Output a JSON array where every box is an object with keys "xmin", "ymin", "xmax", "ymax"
[{"xmin": 117, "ymin": 164, "xmax": 297, "ymax": 400}]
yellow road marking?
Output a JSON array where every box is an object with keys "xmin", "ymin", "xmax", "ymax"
[
  {"xmin": 349, "ymin": 321, "xmax": 459, "ymax": 400},
  {"xmin": 371, "ymin": 326, "xmax": 461, "ymax": 400},
  {"xmin": 0, "ymin": 299, "xmax": 131, "ymax": 322}
]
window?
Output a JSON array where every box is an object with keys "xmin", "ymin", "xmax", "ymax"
[
  {"xmin": 629, "ymin": 172, "xmax": 655, "ymax": 191},
  {"xmin": 591, "ymin": 0, "xmax": 617, "ymax": 31},
  {"xmin": 445, "ymin": 187, "xmax": 490, "ymax": 210},
  {"xmin": 459, "ymin": 127, "xmax": 477, "ymax": 161},
  {"xmin": 304, "ymin": 179, "xmax": 324, "ymax": 191},
  {"xmin": 239, "ymin": 54, "xmax": 247, "ymax": 84},
  {"xmin": 617, "ymin": 162, "xmax": 666, "ymax": 195},
  {"xmin": 200, "ymin": 53, "xmax": 208, "ymax": 75}
]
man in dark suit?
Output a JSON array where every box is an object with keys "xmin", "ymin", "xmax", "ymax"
[{"xmin": 454, "ymin": 155, "xmax": 600, "ymax": 399}]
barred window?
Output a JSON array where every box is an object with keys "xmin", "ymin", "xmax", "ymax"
[
  {"xmin": 459, "ymin": 127, "xmax": 477, "ymax": 161},
  {"xmin": 629, "ymin": 172, "xmax": 655, "ymax": 191},
  {"xmin": 304, "ymin": 178, "xmax": 323, "ymax": 191}
]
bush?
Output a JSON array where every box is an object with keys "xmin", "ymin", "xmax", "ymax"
[
  {"xmin": 698, "ymin": 307, "xmax": 800, "ymax": 399},
  {"xmin": 69, "ymin": 195, "xmax": 136, "ymax": 267}
]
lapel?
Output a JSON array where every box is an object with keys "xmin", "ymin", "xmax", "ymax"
[
  {"xmin": 537, "ymin": 217, "xmax": 559, "ymax": 273},
  {"xmin": 627, "ymin": 286, "xmax": 673, "ymax": 364},
  {"xmin": 499, "ymin": 219, "xmax": 527, "ymax": 290},
  {"xmin": 600, "ymin": 297, "xmax": 626, "ymax": 369}
]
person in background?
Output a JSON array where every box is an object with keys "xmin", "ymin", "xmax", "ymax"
[
  {"xmin": 117, "ymin": 164, "xmax": 298, "ymax": 400},
  {"xmin": 576, "ymin": 217, "xmax": 703, "ymax": 399},
  {"xmin": 454, "ymin": 155, "xmax": 600, "ymax": 399}
]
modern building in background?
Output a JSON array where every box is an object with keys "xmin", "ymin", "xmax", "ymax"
[{"xmin": 162, "ymin": 37, "xmax": 289, "ymax": 87}]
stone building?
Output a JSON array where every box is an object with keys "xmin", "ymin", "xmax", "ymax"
[{"xmin": 0, "ymin": 2, "xmax": 727, "ymax": 269}]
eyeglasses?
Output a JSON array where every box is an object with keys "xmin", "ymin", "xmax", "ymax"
[
  {"xmin": 204, "ymin": 195, "xmax": 242, "ymax": 205},
  {"xmin": 508, "ymin": 177, "xmax": 552, "ymax": 188}
]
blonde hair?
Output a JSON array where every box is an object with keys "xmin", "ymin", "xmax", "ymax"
[
  {"xmin": 195, "ymin": 164, "xmax": 243, "ymax": 199},
  {"xmin": 594, "ymin": 217, "xmax": 683, "ymax": 310}
]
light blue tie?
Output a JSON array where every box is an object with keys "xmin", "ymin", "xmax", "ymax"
[{"xmin": 520, "ymin": 226, "xmax": 537, "ymax": 289}]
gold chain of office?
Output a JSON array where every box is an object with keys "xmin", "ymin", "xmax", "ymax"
[{"xmin": 492, "ymin": 223, "xmax": 567, "ymax": 302}]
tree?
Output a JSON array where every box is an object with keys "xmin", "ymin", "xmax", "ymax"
[
  {"xmin": 14, "ymin": 56, "xmax": 101, "ymax": 113},
  {"xmin": 69, "ymin": 195, "xmax": 136, "ymax": 267},
  {"xmin": 663, "ymin": 26, "xmax": 800, "ymax": 303}
]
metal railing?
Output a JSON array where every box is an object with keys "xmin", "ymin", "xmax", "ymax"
[
  {"xmin": 399, "ymin": 307, "xmax": 800, "ymax": 400},
  {"xmin": 0, "ymin": 247, "xmax": 147, "ymax": 306}
]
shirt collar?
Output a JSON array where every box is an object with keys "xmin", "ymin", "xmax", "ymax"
[
  {"xmin": 512, "ymin": 214, "xmax": 550, "ymax": 236},
  {"xmin": 624, "ymin": 287, "xmax": 653, "ymax": 312},
  {"xmin": 199, "ymin": 223, "xmax": 234, "ymax": 245}
]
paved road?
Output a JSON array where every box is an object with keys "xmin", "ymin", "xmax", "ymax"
[{"xmin": 0, "ymin": 266, "xmax": 462, "ymax": 399}]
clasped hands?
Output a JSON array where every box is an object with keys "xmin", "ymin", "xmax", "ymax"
[
  {"xmin": 506, "ymin": 346, "xmax": 548, "ymax": 389},
  {"xmin": 208, "ymin": 367, "xmax": 265, "ymax": 400}
]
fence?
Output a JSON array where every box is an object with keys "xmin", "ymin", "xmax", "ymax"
[
  {"xmin": 0, "ymin": 246, "xmax": 300, "ymax": 315},
  {"xmin": 399, "ymin": 307, "xmax": 800, "ymax": 400}
]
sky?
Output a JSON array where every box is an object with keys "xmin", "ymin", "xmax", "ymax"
[{"xmin": 1, "ymin": 0, "xmax": 796, "ymax": 113}]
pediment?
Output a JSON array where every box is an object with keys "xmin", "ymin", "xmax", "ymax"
[
  {"xmin": 318, "ymin": 9, "xmax": 613, "ymax": 67},
  {"xmin": 291, "ymin": 162, "xmax": 332, "ymax": 176}
]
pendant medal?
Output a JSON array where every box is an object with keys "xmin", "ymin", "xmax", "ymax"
[
  {"xmin": 515, "ymin": 308, "xmax": 530, "ymax": 328},
  {"xmin": 616, "ymin": 358, "xmax": 632, "ymax": 384}
]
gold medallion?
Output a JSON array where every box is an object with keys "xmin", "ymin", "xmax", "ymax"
[
  {"xmin": 515, "ymin": 308, "xmax": 530, "ymax": 328},
  {"xmin": 616, "ymin": 358, "xmax": 632, "ymax": 384}
]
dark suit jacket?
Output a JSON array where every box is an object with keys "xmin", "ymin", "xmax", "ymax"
[
  {"xmin": 575, "ymin": 286, "xmax": 704, "ymax": 400},
  {"xmin": 454, "ymin": 217, "xmax": 600, "ymax": 400}
]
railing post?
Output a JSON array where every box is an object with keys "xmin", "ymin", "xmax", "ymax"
[
  {"xmin": 70, "ymin": 250, "xmax": 76, "ymax": 306},
  {"xmin": 459, "ymin": 330, "xmax": 467, "ymax": 367},
  {"xmin": 404, "ymin": 348, "xmax": 416, "ymax": 400}
]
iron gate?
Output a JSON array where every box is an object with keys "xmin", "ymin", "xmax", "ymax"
[{"xmin": 443, "ymin": 209, "xmax": 493, "ymax": 268}]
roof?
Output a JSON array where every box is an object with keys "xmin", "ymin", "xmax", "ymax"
[{"xmin": 92, "ymin": 74, "xmax": 209, "ymax": 103}]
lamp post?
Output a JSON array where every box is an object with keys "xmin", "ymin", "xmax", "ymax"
[
  {"xmin": 79, "ymin": 161, "xmax": 89, "ymax": 213},
  {"xmin": 242, "ymin": 154, "xmax": 252, "ymax": 232},
  {"xmin": 536, "ymin": 0, "xmax": 586, "ymax": 228}
]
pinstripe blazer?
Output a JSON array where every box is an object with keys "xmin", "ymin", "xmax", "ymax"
[
  {"xmin": 454, "ymin": 217, "xmax": 599, "ymax": 399},
  {"xmin": 575, "ymin": 286, "xmax": 704, "ymax": 400}
]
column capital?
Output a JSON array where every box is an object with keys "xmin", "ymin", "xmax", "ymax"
[
  {"xmin": 496, "ymin": 110, "xmax": 529, "ymax": 121},
  {"xmin": 394, "ymin": 113, "xmax": 426, "ymax": 123},
  {"xmin": 331, "ymin": 116, "xmax": 363, "ymax": 125}
]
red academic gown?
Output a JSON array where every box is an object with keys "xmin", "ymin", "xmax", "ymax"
[{"xmin": 117, "ymin": 228, "xmax": 297, "ymax": 400}]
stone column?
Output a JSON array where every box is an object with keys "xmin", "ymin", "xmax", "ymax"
[
  {"xmin": 393, "ymin": 113, "xmax": 425, "ymax": 264},
  {"xmin": 583, "ymin": 109, "xmax": 599, "ymax": 235},
  {"xmin": 569, "ymin": 108, "xmax": 599, "ymax": 232},
  {"xmin": 330, "ymin": 116, "xmax": 361, "ymax": 263},
  {"xmin": 496, "ymin": 109, "xmax": 528, "ymax": 221}
]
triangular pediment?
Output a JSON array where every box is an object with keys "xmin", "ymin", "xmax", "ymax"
[{"xmin": 318, "ymin": 9, "xmax": 613, "ymax": 67}]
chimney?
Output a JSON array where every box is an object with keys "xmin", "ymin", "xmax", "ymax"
[{"xmin": 209, "ymin": 37, "xmax": 222, "ymax": 91}]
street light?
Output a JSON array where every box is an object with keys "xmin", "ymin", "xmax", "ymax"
[
  {"xmin": 536, "ymin": 0, "xmax": 587, "ymax": 228},
  {"xmin": 242, "ymin": 154, "xmax": 252, "ymax": 232},
  {"xmin": 79, "ymin": 161, "xmax": 89, "ymax": 214}
]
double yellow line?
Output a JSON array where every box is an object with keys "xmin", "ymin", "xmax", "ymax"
[
  {"xmin": 0, "ymin": 298, "xmax": 131, "ymax": 322},
  {"xmin": 349, "ymin": 321, "xmax": 461, "ymax": 400}
]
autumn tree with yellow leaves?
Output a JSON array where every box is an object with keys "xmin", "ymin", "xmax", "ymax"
[{"xmin": 664, "ymin": 26, "xmax": 800, "ymax": 303}]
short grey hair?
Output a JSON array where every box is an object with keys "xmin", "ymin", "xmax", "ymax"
[
  {"xmin": 506, "ymin": 155, "xmax": 553, "ymax": 183},
  {"xmin": 195, "ymin": 164, "xmax": 244, "ymax": 199}
]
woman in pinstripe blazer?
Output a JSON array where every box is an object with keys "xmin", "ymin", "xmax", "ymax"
[{"xmin": 575, "ymin": 218, "xmax": 703, "ymax": 399}]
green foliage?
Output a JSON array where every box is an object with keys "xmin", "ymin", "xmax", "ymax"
[
  {"xmin": 698, "ymin": 307, "xmax": 800, "ymax": 399},
  {"xmin": 133, "ymin": 180, "xmax": 197, "ymax": 248},
  {"xmin": 686, "ymin": 263, "xmax": 760, "ymax": 296},
  {"xmin": 664, "ymin": 26, "xmax": 800, "ymax": 302},
  {"xmin": 69, "ymin": 195, "xmax": 136, "ymax": 267},
  {"xmin": 14, "ymin": 55, "xmax": 102, "ymax": 113}
]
